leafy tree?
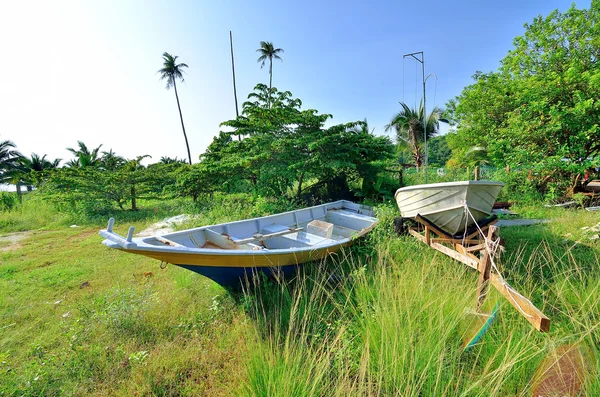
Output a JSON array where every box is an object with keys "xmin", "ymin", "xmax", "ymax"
[
  {"xmin": 447, "ymin": 2, "xmax": 600, "ymax": 195},
  {"xmin": 256, "ymin": 41, "xmax": 284, "ymax": 107},
  {"xmin": 186, "ymin": 84, "xmax": 395, "ymax": 202},
  {"xmin": 385, "ymin": 101, "xmax": 445, "ymax": 170},
  {"xmin": 66, "ymin": 141, "xmax": 103, "ymax": 168},
  {"xmin": 158, "ymin": 52, "xmax": 192, "ymax": 165}
]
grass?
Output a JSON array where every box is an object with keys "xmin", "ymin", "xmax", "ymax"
[{"xmin": 0, "ymin": 196, "xmax": 599, "ymax": 395}]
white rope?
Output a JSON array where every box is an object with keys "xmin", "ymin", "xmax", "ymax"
[{"xmin": 461, "ymin": 201, "xmax": 533, "ymax": 319}]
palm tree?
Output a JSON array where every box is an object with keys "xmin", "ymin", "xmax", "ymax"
[
  {"xmin": 101, "ymin": 149, "xmax": 126, "ymax": 171},
  {"xmin": 256, "ymin": 41, "xmax": 284, "ymax": 107},
  {"xmin": 19, "ymin": 153, "xmax": 61, "ymax": 189},
  {"xmin": 0, "ymin": 140, "xmax": 22, "ymax": 183},
  {"xmin": 385, "ymin": 101, "xmax": 445, "ymax": 171},
  {"xmin": 158, "ymin": 52, "xmax": 192, "ymax": 165},
  {"xmin": 66, "ymin": 141, "xmax": 103, "ymax": 168}
]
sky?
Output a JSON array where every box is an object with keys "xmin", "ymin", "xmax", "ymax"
[{"xmin": 0, "ymin": 0, "xmax": 586, "ymax": 167}]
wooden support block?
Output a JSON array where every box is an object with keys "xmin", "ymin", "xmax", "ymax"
[
  {"xmin": 490, "ymin": 273, "xmax": 550, "ymax": 332},
  {"xmin": 425, "ymin": 226, "xmax": 431, "ymax": 245},
  {"xmin": 409, "ymin": 228, "xmax": 426, "ymax": 243}
]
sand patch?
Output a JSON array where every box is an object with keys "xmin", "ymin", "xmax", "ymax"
[
  {"xmin": 137, "ymin": 214, "xmax": 196, "ymax": 237},
  {"xmin": 0, "ymin": 231, "xmax": 31, "ymax": 252}
]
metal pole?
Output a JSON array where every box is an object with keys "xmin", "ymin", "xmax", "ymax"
[
  {"xmin": 421, "ymin": 55, "xmax": 427, "ymax": 183},
  {"xmin": 229, "ymin": 31, "xmax": 241, "ymax": 142},
  {"xmin": 403, "ymin": 51, "xmax": 428, "ymax": 183}
]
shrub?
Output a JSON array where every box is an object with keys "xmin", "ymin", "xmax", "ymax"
[{"xmin": 0, "ymin": 191, "xmax": 18, "ymax": 211}]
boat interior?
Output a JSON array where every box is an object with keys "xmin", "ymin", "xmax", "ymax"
[{"xmin": 140, "ymin": 207, "xmax": 375, "ymax": 251}]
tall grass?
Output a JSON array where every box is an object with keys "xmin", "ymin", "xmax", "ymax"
[{"xmin": 242, "ymin": 207, "xmax": 600, "ymax": 396}]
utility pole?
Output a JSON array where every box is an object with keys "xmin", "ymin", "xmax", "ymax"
[
  {"xmin": 403, "ymin": 51, "xmax": 428, "ymax": 183},
  {"xmin": 229, "ymin": 31, "xmax": 241, "ymax": 141}
]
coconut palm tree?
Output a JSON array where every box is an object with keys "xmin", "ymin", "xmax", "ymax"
[
  {"xmin": 256, "ymin": 41, "xmax": 284, "ymax": 107},
  {"xmin": 66, "ymin": 141, "xmax": 103, "ymax": 168},
  {"xmin": 158, "ymin": 52, "xmax": 192, "ymax": 165},
  {"xmin": 101, "ymin": 149, "xmax": 126, "ymax": 171},
  {"xmin": 18, "ymin": 153, "xmax": 61, "ymax": 189},
  {"xmin": 0, "ymin": 140, "xmax": 22, "ymax": 183},
  {"xmin": 385, "ymin": 101, "xmax": 445, "ymax": 171}
]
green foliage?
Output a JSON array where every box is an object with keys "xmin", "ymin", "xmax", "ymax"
[
  {"xmin": 0, "ymin": 191, "xmax": 18, "ymax": 211},
  {"xmin": 447, "ymin": 2, "xmax": 600, "ymax": 198},
  {"xmin": 182, "ymin": 84, "xmax": 395, "ymax": 203},
  {"xmin": 427, "ymin": 135, "xmax": 452, "ymax": 167},
  {"xmin": 41, "ymin": 163, "xmax": 180, "ymax": 217}
]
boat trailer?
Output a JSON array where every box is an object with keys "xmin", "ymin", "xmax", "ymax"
[{"xmin": 408, "ymin": 214, "xmax": 550, "ymax": 332}]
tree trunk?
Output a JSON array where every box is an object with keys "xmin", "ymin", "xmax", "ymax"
[
  {"xmin": 296, "ymin": 172, "xmax": 305, "ymax": 200},
  {"xmin": 172, "ymin": 79, "xmax": 192, "ymax": 165},
  {"xmin": 268, "ymin": 59, "xmax": 273, "ymax": 108},
  {"xmin": 131, "ymin": 185, "xmax": 137, "ymax": 211},
  {"xmin": 15, "ymin": 184, "xmax": 22, "ymax": 202}
]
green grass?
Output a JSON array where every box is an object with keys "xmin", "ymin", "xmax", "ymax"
[{"xmin": 1, "ymin": 198, "xmax": 599, "ymax": 395}]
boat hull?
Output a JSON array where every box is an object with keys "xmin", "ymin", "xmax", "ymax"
[{"xmin": 394, "ymin": 181, "xmax": 503, "ymax": 236}]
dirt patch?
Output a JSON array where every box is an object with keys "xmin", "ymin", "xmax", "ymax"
[{"xmin": 0, "ymin": 231, "xmax": 31, "ymax": 252}]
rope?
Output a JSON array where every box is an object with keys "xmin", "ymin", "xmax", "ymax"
[{"xmin": 461, "ymin": 202, "xmax": 533, "ymax": 319}]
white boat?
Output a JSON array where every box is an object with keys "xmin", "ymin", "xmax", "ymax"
[
  {"xmin": 99, "ymin": 200, "xmax": 377, "ymax": 286},
  {"xmin": 394, "ymin": 181, "xmax": 504, "ymax": 236}
]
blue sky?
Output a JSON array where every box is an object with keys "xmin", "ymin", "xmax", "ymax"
[{"xmin": 0, "ymin": 0, "xmax": 584, "ymax": 165}]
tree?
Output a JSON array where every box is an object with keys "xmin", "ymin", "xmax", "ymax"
[
  {"xmin": 66, "ymin": 141, "xmax": 103, "ymax": 168},
  {"xmin": 158, "ymin": 52, "xmax": 192, "ymax": 165},
  {"xmin": 190, "ymin": 84, "xmax": 395, "ymax": 202},
  {"xmin": 447, "ymin": 2, "xmax": 600, "ymax": 196},
  {"xmin": 0, "ymin": 140, "xmax": 22, "ymax": 184},
  {"xmin": 427, "ymin": 135, "xmax": 452, "ymax": 167},
  {"xmin": 385, "ymin": 101, "xmax": 445, "ymax": 170},
  {"xmin": 19, "ymin": 153, "xmax": 61, "ymax": 189},
  {"xmin": 256, "ymin": 41, "xmax": 284, "ymax": 107},
  {"xmin": 101, "ymin": 149, "xmax": 126, "ymax": 171}
]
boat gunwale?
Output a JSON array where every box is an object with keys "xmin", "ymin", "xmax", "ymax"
[
  {"xmin": 100, "ymin": 200, "xmax": 377, "ymax": 257},
  {"xmin": 394, "ymin": 180, "xmax": 504, "ymax": 200}
]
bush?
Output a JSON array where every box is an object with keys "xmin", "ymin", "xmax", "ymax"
[{"xmin": 0, "ymin": 191, "xmax": 18, "ymax": 211}]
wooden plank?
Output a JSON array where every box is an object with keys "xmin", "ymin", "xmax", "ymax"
[
  {"xmin": 409, "ymin": 228, "xmax": 426, "ymax": 243},
  {"xmin": 490, "ymin": 273, "xmax": 550, "ymax": 332},
  {"xmin": 155, "ymin": 236, "xmax": 185, "ymax": 247},
  {"xmin": 430, "ymin": 243, "xmax": 479, "ymax": 270},
  {"xmin": 464, "ymin": 243, "xmax": 487, "ymax": 252},
  {"xmin": 415, "ymin": 214, "xmax": 454, "ymax": 239},
  {"xmin": 431, "ymin": 238, "xmax": 481, "ymax": 245},
  {"xmin": 235, "ymin": 227, "xmax": 303, "ymax": 244},
  {"xmin": 476, "ymin": 226, "xmax": 497, "ymax": 308}
]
